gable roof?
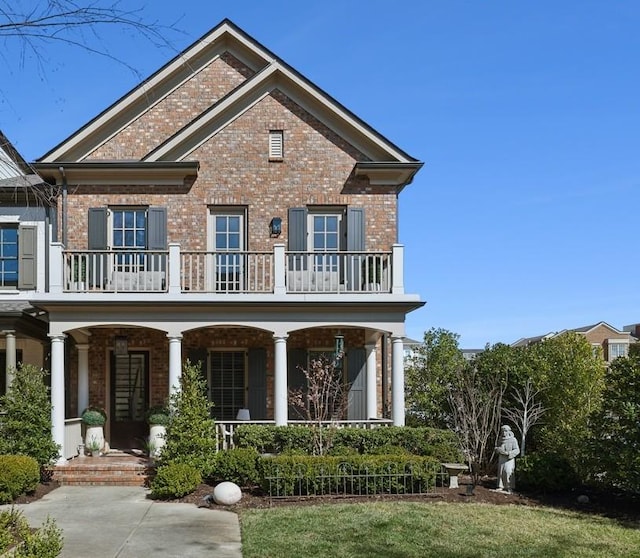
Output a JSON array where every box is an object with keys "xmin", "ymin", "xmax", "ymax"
[
  {"xmin": 0, "ymin": 130, "xmax": 46, "ymax": 189},
  {"xmin": 37, "ymin": 19, "xmax": 422, "ymax": 189}
]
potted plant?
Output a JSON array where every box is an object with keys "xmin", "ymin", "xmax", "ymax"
[
  {"xmin": 146, "ymin": 406, "xmax": 170, "ymax": 458},
  {"xmin": 81, "ymin": 407, "xmax": 106, "ymax": 456}
]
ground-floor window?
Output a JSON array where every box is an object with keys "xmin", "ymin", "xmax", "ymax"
[{"xmin": 209, "ymin": 351, "xmax": 246, "ymax": 421}]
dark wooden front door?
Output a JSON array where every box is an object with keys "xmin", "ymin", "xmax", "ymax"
[{"xmin": 110, "ymin": 351, "xmax": 149, "ymax": 449}]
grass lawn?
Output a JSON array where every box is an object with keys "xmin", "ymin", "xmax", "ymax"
[{"xmin": 239, "ymin": 501, "xmax": 640, "ymax": 558}]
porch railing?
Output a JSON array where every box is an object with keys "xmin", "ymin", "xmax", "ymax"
[
  {"xmin": 215, "ymin": 419, "xmax": 393, "ymax": 451},
  {"xmin": 181, "ymin": 251, "xmax": 274, "ymax": 293},
  {"xmin": 54, "ymin": 244, "xmax": 404, "ymax": 295}
]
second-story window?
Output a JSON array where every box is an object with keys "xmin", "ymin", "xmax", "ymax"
[
  {"xmin": 209, "ymin": 208, "xmax": 246, "ymax": 292},
  {"xmin": 0, "ymin": 225, "xmax": 18, "ymax": 288},
  {"xmin": 608, "ymin": 342, "xmax": 628, "ymax": 362},
  {"xmin": 309, "ymin": 212, "xmax": 342, "ymax": 272}
]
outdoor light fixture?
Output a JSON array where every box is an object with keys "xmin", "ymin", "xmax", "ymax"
[
  {"xmin": 269, "ymin": 217, "xmax": 282, "ymax": 237},
  {"xmin": 114, "ymin": 336, "xmax": 128, "ymax": 356}
]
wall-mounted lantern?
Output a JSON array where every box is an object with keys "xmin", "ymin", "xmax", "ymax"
[{"xmin": 269, "ymin": 217, "xmax": 282, "ymax": 237}]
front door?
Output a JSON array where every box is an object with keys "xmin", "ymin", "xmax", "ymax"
[{"xmin": 110, "ymin": 351, "xmax": 149, "ymax": 449}]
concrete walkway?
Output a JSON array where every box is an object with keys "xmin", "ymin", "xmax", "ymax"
[{"xmin": 1, "ymin": 486, "xmax": 242, "ymax": 558}]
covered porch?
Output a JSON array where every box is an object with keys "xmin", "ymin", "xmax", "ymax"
[{"xmin": 41, "ymin": 306, "xmax": 414, "ymax": 463}]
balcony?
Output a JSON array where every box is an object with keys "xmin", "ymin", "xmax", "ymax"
[{"xmin": 49, "ymin": 243, "xmax": 406, "ymax": 296}]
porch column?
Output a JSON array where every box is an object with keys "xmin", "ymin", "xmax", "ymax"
[
  {"xmin": 365, "ymin": 343, "xmax": 378, "ymax": 419},
  {"xmin": 168, "ymin": 334, "xmax": 183, "ymax": 396},
  {"xmin": 77, "ymin": 344, "xmax": 89, "ymax": 415},
  {"xmin": 391, "ymin": 336, "xmax": 405, "ymax": 426},
  {"xmin": 273, "ymin": 335, "xmax": 288, "ymax": 426},
  {"xmin": 4, "ymin": 330, "xmax": 16, "ymax": 389},
  {"xmin": 49, "ymin": 334, "xmax": 67, "ymax": 464}
]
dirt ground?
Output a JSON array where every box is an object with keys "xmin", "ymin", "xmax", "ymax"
[
  {"xmin": 165, "ymin": 476, "xmax": 640, "ymax": 523},
  {"xmin": 16, "ymin": 476, "xmax": 640, "ymax": 524}
]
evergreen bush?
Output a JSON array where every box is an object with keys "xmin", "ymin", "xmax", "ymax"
[
  {"xmin": 0, "ymin": 509, "xmax": 63, "ymax": 557},
  {"xmin": 516, "ymin": 452, "xmax": 580, "ymax": 493},
  {"xmin": 0, "ymin": 364, "xmax": 59, "ymax": 468},
  {"xmin": 0, "ymin": 455, "xmax": 40, "ymax": 504},
  {"xmin": 210, "ymin": 448, "xmax": 260, "ymax": 486},
  {"xmin": 160, "ymin": 360, "xmax": 217, "ymax": 476},
  {"xmin": 150, "ymin": 463, "xmax": 202, "ymax": 499}
]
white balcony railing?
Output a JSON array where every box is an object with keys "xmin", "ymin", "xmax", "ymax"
[{"xmin": 51, "ymin": 243, "xmax": 405, "ymax": 295}]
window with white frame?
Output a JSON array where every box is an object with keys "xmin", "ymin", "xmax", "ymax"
[
  {"xmin": 608, "ymin": 342, "xmax": 628, "ymax": 361},
  {"xmin": 208, "ymin": 208, "xmax": 246, "ymax": 292},
  {"xmin": 309, "ymin": 211, "xmax": 343, "ymax": 273},
  {"xmin": 0, "ymin": 225, "xmax": 18, "ymax": 288},
  {"xmin": 269, "ymin": 130, "xmax": 283, "ymax": 160},
  {"xmin": 109, "ymin": 207, "xmax": 147, "ymax": 271}
]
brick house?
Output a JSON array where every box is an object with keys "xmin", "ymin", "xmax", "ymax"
[
  {"xmin": 512, "ymin": 321, "xmax": 635, "ymax": 362},
  {"xmin": 25, "ymin": 20, "xmax": 423, "ymax": 460}
]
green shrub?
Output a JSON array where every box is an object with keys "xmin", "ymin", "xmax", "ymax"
[
  {"xmin": 259, "ymin": 454, "xmax": 439, "ymax": 497},
  {"xmin": 0, "ymin": 509, "xmax": 63, "ymax": 557},
  {"xmin": 0, "ymin": 364, "xmax": 59, "ymax": 467},
  {"xmin": 80, "ymin": 408, "xmax": 106, "ymax": 426},
  {"xmin": 146, "ymin": 406, "xmax": 170, "ymax": 426},
  {"xmin": 234, "ymin": 425, "xmax": 462, "ymax": 461},
  {"xmin": 0, "ymin": 455, "xmax": 40, "ymax": 504},
  {"xmin": 150, "ymin": 463, "xmax": 202, "ymax": 499},
  {"xmin": 516, "ymin": 452, "xmax": 581, "ymax": 493},
  {"xmin": 210, "ymin": 448, "xmax": 260, "ymax": 486},
  {"xmin": 160, "ymin": 361, "xmax": 217, "ymax": 476}
]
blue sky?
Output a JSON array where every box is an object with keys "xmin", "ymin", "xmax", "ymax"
[{"xmin": 1, "ymin": 1, "xmax": 639, "ymax": 347}]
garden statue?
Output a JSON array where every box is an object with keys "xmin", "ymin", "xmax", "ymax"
[{"xmin": 495, "ymin": 424, "xmax": 520, "ymax": 492}]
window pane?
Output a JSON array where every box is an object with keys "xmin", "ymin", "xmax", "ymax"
[
  {"xmin": 124, "ymin": 230, "xmax": 134, "ymax": 246},
  {"xmin": 114, "ymin": 212, "xmax": 123, "ymax": 228},
  {"xmin": 136, "ymin": 212, "xmax": 146, "ymax": 228},
  {"xmin": 229, "ymin": 217, "xmax": 240, "ymax": 233},
  {"xmin": 228, "ymin": 234, "xmax": 240, "ymax": 250},
  {"xmin": 124, "ymin": 211, "xmax": 134, "ymax": 228},
  {"xmin": 216, "ymin": 217, "xmax": 227, "ymax": 232},
  {"xmin": 113, "ymin": 230, "xmax": 123, "ymax": 246}
]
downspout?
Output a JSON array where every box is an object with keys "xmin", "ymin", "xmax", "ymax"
[{"xmin": 59, "ymin": 166, "xmax": 67, "ymax": 247}]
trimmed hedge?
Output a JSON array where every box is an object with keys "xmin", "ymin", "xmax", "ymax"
[
  {"xmin": 234, "ymin": 425, "xmax": 462, "ymax": 461},
  {"xmin": 150, "ymin": 463, "xmax": 202, "ymax": 499},
  {"xmin": 209, "ymin": 448, "xmax": 260, "ymax": 486},
  {"xmin": 0, "ymin": 455, "xmax": 40, "ymax": 504},
  {"xmin": 259, "ymin": 454, "xmax": 440, "ymax": 497}
]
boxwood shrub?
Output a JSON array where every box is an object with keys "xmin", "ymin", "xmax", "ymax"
[
  {"xmin": 234, "ymin": 425, "xmax": 462, "ymax": 462},
  {"xmin": 259, "ymin": 454, "xmax": 440, "ymax": 497},
  {"xmin": 150, "ymin": 462, "xmax": 202, "ymax": 499},
  {"xmin": 516, "ymin": 452, "xmax": 581, "ymax": 493},
  {"xmin": 209, "ymin": 448, "xmax": 260, "ymax": 486},
  {"xmin": 0, "ymin": 455, "xmax": 40, "ymax": 504}
]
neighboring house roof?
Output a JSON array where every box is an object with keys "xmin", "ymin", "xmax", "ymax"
[
  {"xmin": 36, "ymin": 19, "xmax": 422, "ymax": 191},
  {"xmin": 0, "ymin": 130, "xmax": 47, "ymax": 189},
  {"xmin": 511, "ymin": 321, "xmax": 635, "ymax": 347}
]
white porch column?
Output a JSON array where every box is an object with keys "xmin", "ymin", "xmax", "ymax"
[
  {"xmin": 168, "ymin": 335, "xmax": 183, "ymax": 397},
  {"xmin": 4, "ymin": 330, "xmax": 16, "ymax": 389},
  {"xmin": 391, "ymin": 336, "xmax": 405, "ymax": 426},
  {"xmin": 273, "ymin": 244, "xmax": 286, "ymax": 295},
  {"xmin": 76, "ymin": 344, "xmax": 90, "ymax": 415},
  {"xmin": 365, "ymin": 343, "xmax": 378, "ymax": 419},
  {"xmin": 273, "ymin": 335, "xmax": 288, "ymax": 426},
  {"xmin": 49, "ymin": 334, "xmax": 67, "ymax": 464}
]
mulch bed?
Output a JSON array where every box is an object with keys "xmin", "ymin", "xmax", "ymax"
[
  {"xmin": 14, "ymin": 477, "xmax": 640, "ymax": 524},
  {"xmin": 162, "ymin": 477, "xmax": 640, "ymax": 523}
]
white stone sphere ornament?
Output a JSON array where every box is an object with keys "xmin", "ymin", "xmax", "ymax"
[{"xmin": 212, "ymin": 481, "xmax": 242, "ymax": 505}]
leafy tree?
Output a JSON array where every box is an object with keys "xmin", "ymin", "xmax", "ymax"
[
  {"xmin": 527, "ymin": 332, "xmax": 606, "ymax": 469},
  {"xmin": 586, "ymin": 355, "xmax": 640, "ymax": 491},
  {"xmin": 0, "ymin": 364, "xmax": 59, "ymax": 468},
  {"xmin": 502, "ymin": 378, "xmax": 545, "ymax": 457},
  {"xmin": 160, "ymin": 361, "xmax": 217, "ymax": 476},
  {"xmin": 405, "ymin": 328, "xmax": 466, "ymax": 428}
]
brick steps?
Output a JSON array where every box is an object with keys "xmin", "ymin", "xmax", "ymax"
[{"xmin": 54, "ymin": 454, "xmax": 156, "ymax": 486}]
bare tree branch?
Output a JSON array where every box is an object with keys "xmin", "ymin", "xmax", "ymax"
[{"xmin": 502, "ymin": 378, "xmax": 546, "ymax": 457}]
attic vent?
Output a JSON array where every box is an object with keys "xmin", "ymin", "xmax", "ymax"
[{"xmin": 269, "ymin": 130, "xmax": 283, "ymax": 160}]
